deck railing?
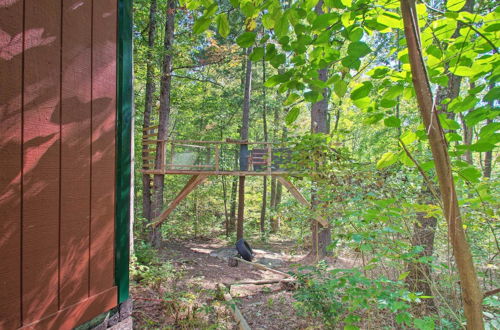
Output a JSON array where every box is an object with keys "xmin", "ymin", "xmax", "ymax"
[{"xmin": 141, "ymin": 131, "xmax": 286, "ymax": 175}]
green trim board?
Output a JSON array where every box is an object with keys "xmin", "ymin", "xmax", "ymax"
[{"xmin": 115, "ymin": 0, "xmax": 133, "ymax": 304}]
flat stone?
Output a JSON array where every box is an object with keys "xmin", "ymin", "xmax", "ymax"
[{"xmin": 209, "ymin": 247, "xmax": 238, "ymax": 260}]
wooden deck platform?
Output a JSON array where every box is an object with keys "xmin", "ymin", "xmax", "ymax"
[{"xmin": 140, "ymin": 136, "xmax": 328, "ymax": 228}]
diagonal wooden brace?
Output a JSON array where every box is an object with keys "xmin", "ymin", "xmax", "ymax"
[
  {"xmin": 152, "ymin": 174, "xmax": 209, "ymax": 228},
  {"xmin": 276, "ymin": 175, "xmax": 329, "ymax": 227}
]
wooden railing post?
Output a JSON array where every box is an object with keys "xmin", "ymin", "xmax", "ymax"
[
  {"xmin": 215, "ymin": 145, "xmax": 220, "ymax": 171},
  {"xmin": 267, "ymin": 143, "xmax": 272, "ymax": 175},
  {"xmin": 169, "ymin": 142, "xmax": 175, "ymax": 170}
]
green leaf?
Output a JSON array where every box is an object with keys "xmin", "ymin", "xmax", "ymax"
[
  {"xmin": 350, "ymin": 82, "xmax": 372, "ymax": 100},
  {"xmin": 249, "ymin": 47, "xmax": 264, "ymax": 61},
  {"xmin": 377, "ymin": 151, "xmax": 398, "ymax": 169},
  {"xmin": 353, "ymin": 97, "xmax": 371, "ymax": 109},
  {"xmin": 312, "ymin": 13, "xmax": 339, "ymax": 30},
  {"xmin": 334, "ymin": 80, "xmax": 348, "ymax": 98},
  {"xmin": 270, "ymin": 53, "xmax": 286, "ymax": 68},
  {"xmin": 451, "ymin": 66, "xmax": 475, "ymax": 77},
  {"xmin": 400, "ymin": 131, "xmax": 417, "ymax": 145},
  {"xmin": 262, "ymin": 13, "xmax": 275, "ymax": 29},
  {"xmin": 446, "ymin": 132, "xmax": 462, "ymax": 142},
  {"xmin": 384, "ymin": 116, "xmax": 401, "ymax": 128},
  {"xmin": 398, "ymin": 271, "xmax": 410, "ymax": 281},
  {"xmin": 236, "ymin": 32, "xmax": 256, "ymax": 48},
  {"xmin": 348, "ymin": 27, "xmax": 364, "ymax": 42},
  {"xmin": 438, "ymin": 114, "xmax": 460, "ymax": 130},
  {"xmin": 204, "ymin": 2, "xmax": 218, "ymax": 17},
  {"xmin": 484, "ymin": 86, "xmax": 500, "ymax": 102},
  {"xmin": 468, "ymin": 141, "xmax": 496, "ymax": 152},
  {"xmin": 341, "ymin": 56, "xmax": 361, "ymax": 70},
  {"xmin": 264, "ymin": 71, "xmax": 292, "ymax": 87},
  {"xmin": 347, "ymin": 41, "xmax": 372, "ymax": 58},
  {"xmin": 344, "ymin": 325, "xmax": 359, "ymax": 330},
  {"xmin": 304, "ymin": 91, "xmax": 323, "ymax": 103},
  {"xmin": 377, "ymin": 12, "xmax": 402, "ymax": 29},
  {"xmin": 446, "ymin": 0, "xmax": 466, "ymax": 11},
  {"xmin": 285, "ymin": 107, "xmax": 300, "ymax": 125},
  {"xmin": 458, "ymin": 167, "xmax": 481, "ymax": 182},
  {"xmin": 364, "ymin": 113, "xmax": 384, "ymax": 124},
  {"xmin": 274, "ymin": 12, "xmax": 289, "ymax": 38},
  {"xmin": 193, "ymin": 16, "xmax": 212, "ymax": 34},
  {"xmin": 216, "ymin": 13, "xmax": 230, "ymax": 38},
  {"xmin": 383, "ymin": 85, "xmax": 404, "ymax": 100},
  {"xmin": 340, "ymin": 0, "xmax": 352, "ymax": 7},
  {"xmin": 284, "ymin": 93, "xmax": 300, "ymax": 106}
]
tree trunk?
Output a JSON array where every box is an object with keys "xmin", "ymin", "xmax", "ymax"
[
  {"xmin": 141, "ymin": 0, "xmax": 158, "ymax": 224},
  {"xmin": 236, "ymin": 47, "xmax": 253, "ymax": 240},
  {"xmin": 151, "ymin": 0, "xmax": 175, "ymax": 247},
  {"xmin": 400, "ymin": 0, "xmax": 484, "ymax": 327},
  {"xmin": 260, "ymin": 55, "xmax": 268, "ymax": 235},
  {"xmin": 435, "ymin": 0, "xmax": 474, "ymax": 119},
  {"xmin": 406, "ymin": 185, "xmax": 437, "ymax": 314},
  {"xmin": 229, "ymin": 160, "xmax": 238, "ymax": 231},
  {"xmin": 222, "ymin": 175, "xmax": 230, "ymax": 237},
  {"xmin": 308, "ymin": 0, "xmax": 332, "ymax": 260},
  {"xmin": 483, "ymin": 119, "xmax": 493, "ymax": 178}
]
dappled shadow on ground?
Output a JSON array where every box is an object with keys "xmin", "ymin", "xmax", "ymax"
[{"xmin": 131, "ymin": 237, "xmax": 346, "ymax": 329}]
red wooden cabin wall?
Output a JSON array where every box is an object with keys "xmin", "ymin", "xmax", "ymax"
[{"xmin": 0, "ymin": 0, "xmax": 118, "ymax": 328}]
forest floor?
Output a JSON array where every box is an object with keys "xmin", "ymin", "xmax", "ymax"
[{"xmin": 130, "ymin": 237, "xmax": 359, "ymax": 329}]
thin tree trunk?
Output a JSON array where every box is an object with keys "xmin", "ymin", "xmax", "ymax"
[
  {"xmin": 222, "ymin": 176, "xmax": 230, "ymax": 237},
  {"xmin": 141, "ymin": 0, "xmax": 158, "ymax": 224},
  {"xmin": 400, "ymin": 0, "xmax": 484, "ymax": 327},
  {"xmin": 151, "ymin": 0, "xmax": 175, "ymax": 247},
  {"xmin": 435, "ymin": 0, "xmax": 475, "ymax": 119},
  {"xmin": 229, "ymin": 157, "xmax": 238, "ymax": 230},
  {"xmin": 237, "ymin": 47, "xmax": 253, "ymax": 240},
  {"xmin": 308, "ymin": 0, "xmax": 332, "ymax": 260},
  {"xmin": 483, "ymin": 119, "xmax": 493, "ymax": 178},
  {"xmin": 260, "ymin": 55, "xmax": 268, "ymax": 235}
]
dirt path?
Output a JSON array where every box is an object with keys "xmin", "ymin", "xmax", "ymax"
[{"xmin": 131, "ymin": 238, "xmax": 324, "ymax": 329}]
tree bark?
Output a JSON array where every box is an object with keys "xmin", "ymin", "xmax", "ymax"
[
  {"xmin": 229, "ymin": 153, "xmax": 238, "ymax": 231},
  {"xmin": 400, "ymin": 0, "xmax": 484, "ymax": 327},
  {"xmin": 260, "ymin": 55, "xmax": 268, "ymax": 235},
  {"xmin": 151, "ymin": 0, "xmax": 175, "ymax": 247},
  {"xmin": 222, "ymin": 175, "xmax": 230, "ymax": 237},
  {"xmin": 308, "ymin": 0, "xmax": 332, "ymax": 260},
  {"xmin": 406, "ymin": 185, "xmax": 437, "ymax": 314},
  {"xmin": 141, "ymin": 0, "xmax": 158, "ymax": 224},
  {"xmin": 236, "ymin": 47, "xmax": 253, "ymax": 240}
]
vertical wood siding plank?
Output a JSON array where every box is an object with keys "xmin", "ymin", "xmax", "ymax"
[
  {"xmin": 0, "ymin": 0, "xmax": 23, "ymax": 328},
  {"xmin": 22, "ymin": 0, "xmax": 61, "ymax": 323},
  {"xmin": 59, "ymin": 0, "xmax": 92, "ymax": 308},
  {"xmin": 90, "ymin": 0, "xmax": 117, "ymax": 295}
]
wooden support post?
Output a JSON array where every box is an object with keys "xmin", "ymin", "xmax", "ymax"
[
  {"xmin": 152, "ymin": 174, "xmax": 209, "ymax": 227},
  {"xmin": 276, "ymin": 176, "xmax": 329, "ymax": 227}
]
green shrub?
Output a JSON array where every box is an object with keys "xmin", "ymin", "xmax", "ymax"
[{"xmin": 293, "ymin": 262, "xmax": 434, "ymax": 329}]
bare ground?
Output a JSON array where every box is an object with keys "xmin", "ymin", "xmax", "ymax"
[{"xmin": 131, "ymin": 237, "xmax": 339, "ymax": 329}]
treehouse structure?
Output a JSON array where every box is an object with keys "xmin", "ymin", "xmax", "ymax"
[{"xmin": 141, "ymin": 127, "xmax": 328, "ymax": 228}]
